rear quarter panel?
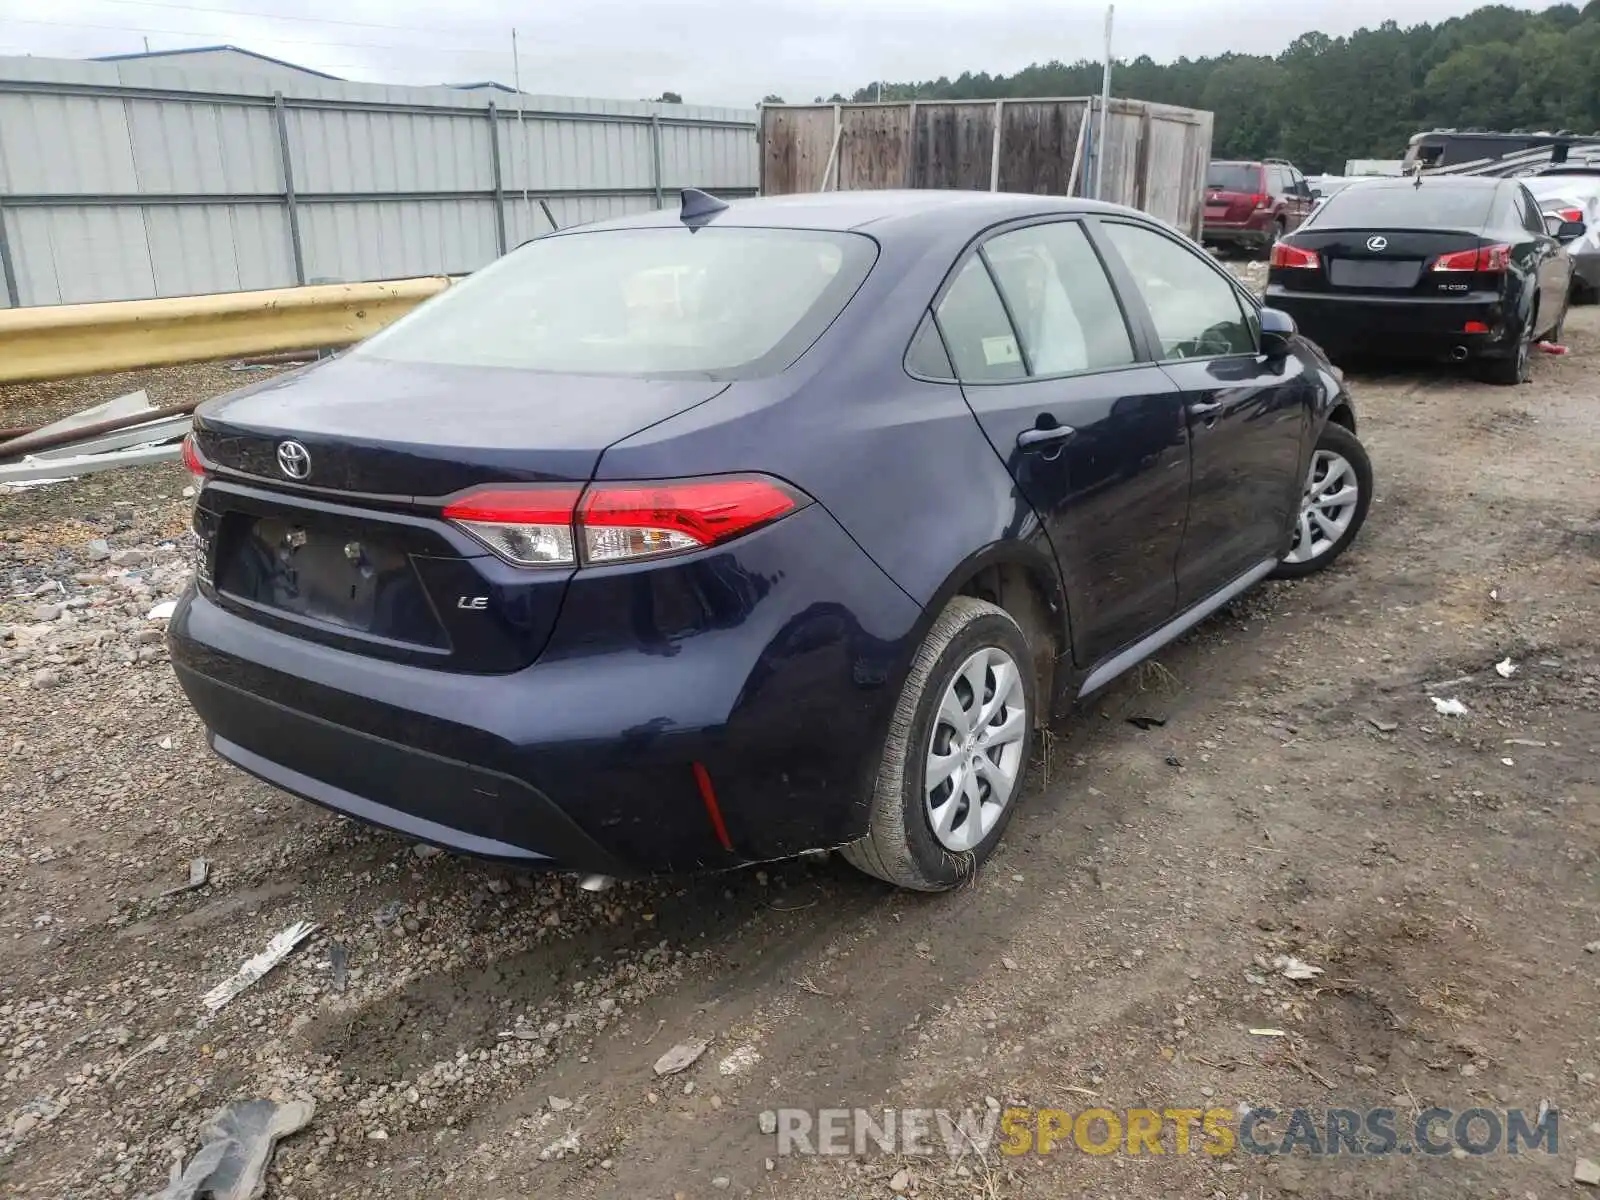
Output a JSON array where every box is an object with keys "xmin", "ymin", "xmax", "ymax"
[
  {"xmin": 595, "ymin": 227, "xmax": 1051, "ymax": 612},
  {"xmin": 595, "ymin": 223, "xmax": 1062, "ymax": 685}
]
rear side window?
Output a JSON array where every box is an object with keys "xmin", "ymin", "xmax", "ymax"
[
  {"xmin": 1207, "ymin": 164, "xmax": 1261, "ymax": 192},
  {"xmin": 1513, "ymin": 186, "xmax": 1544, "ymax": 235},
  {"xmin": 906, "ymin": 312, "xmax": 956, "ymax": 380},
  {"xmin": 982, "ymin": 222, "xmax": 1135, "ymax": 374},
  {"xmin": 355, "ymin": 226, "xmax": 877, "ymax": 380},
  {"xmin": 934, "ymin": 258, "xmax": 1026, "ymax": 383},
  {"xmin": 1100, "ymin": 222, "xmax": 1255, "ymax": 360},
  {"xmin": 1313, "ymin": 185, "xmax": 1494, "ymax": 230}
]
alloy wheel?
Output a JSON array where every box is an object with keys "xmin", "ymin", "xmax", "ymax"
[
  {"xmin": 924, "ymin": 647, "xmax": 1027, "ymax": 853},
  {"xmin": 1284, "ymin": 449, "xmax": 1360, "ymax": 565}
]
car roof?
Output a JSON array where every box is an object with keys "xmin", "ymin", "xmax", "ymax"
[{"xmin": 566, "ymin": 189, "xmax": 1140, "ymax": 236}]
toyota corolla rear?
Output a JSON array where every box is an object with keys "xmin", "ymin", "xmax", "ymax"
[
  {"xmin": 168, "ymin": 219, "xmax": 922, "ymax": 874},
  {"xmin": 1264, "ymin": 179, "xmax": 1525, "ymax": 362}
]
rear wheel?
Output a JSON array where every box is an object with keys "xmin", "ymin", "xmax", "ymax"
[
  {"xmin": 1273, "ymin": 422, "xmax": 1373, "ymax": 580},
  {"xmin": 1479, "ymin": 304, "xmax": 1534, "ymax": 386},
  {"xmin": 843, "ymin": 597, "xmax": 1035, "ymax": 891}
]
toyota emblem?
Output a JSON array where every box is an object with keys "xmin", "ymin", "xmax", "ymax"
[
  {"xmin": 276, "ymin": 440, "xmax": 312, "ymax": 480},
  {"xmin": 1365, "ymin": 235, "xmax": 1388, "ymax": 252}
]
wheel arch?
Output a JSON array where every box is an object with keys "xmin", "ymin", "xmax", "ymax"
[{"xmin": 914, "ymin": 541, "xmax": 1071, "ymax": 722}]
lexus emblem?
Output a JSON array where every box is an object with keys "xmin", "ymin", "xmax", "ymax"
[
  {"xmin": 276, "ymin": 440, "xmax": 311, "ymax": 480},
  {"xmin": 1366, "ymin": 235, "xmax": 1388, "ymax": 252}
]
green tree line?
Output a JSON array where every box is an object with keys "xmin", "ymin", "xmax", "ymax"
[{"xmin": 779, "ymin": 2, "xmax": 1600, "ymax": 173}]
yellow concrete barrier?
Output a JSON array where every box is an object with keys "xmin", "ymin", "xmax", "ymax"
[{"xmin": 0, "ymin": 276, "xmax": 452, "ymax": 385}]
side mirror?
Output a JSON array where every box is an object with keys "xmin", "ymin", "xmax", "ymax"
[
  {"xmin": 1555, "ymin": 218, "xmax": 1587, "ymax": 243},
  {"xmin": 1259, "ymin": 306, "xmax": 1296, "ymax": 357}
]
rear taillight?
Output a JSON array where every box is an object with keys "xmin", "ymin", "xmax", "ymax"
[
  {"xmin": 1555, "ymin": 207, "xmax": 1583, "ymax": 224},
  {"xmin": 1250, "ymin": 193, "xmax": 1270, "ymax": 210},
  {"xmin": 579, "ymin": 477, "xmax": 803, "ymax": 564},
  {"xmin": 443, "ymin": 485, "xmax": 584, "ymax": 567},
  {"xmin": 181, "ymin": 433, "xmax": 205, "ymax": 477},
  {"xmin": 1432, "ymin": 243, "xmax": 1510, "ymax": 273},
  {"xmin": 443, "ymin": 475, "xmax": 807, "ymax": 568},
  {"xmin": 1270, "ymin": 243, "xmax": 1320, "ymax": 269}
]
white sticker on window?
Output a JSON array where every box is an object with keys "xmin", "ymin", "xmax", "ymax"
[{"xmin": 981, "ymin": 335, "xmax": 1021, "ymax": 366}]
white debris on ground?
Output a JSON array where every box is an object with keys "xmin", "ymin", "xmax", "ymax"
[
  {"xmin": 1214, "ymin": 252, "xmax": 1269, "ymax": 295},
  {"xmin": 1272, "ymin": 954, "xmax": 1325, "ymax": 981},
  {"xmin": 0, "ymin": 517, "xmax": 194, "ymax": 688}
]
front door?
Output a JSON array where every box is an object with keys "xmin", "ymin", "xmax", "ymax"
[
  {"xmin": 1092, "ymin": 219, "xmax": 1311, "ymax": 607},
  {"xmin": 931, "ymin": 220, "xmax": 1191, "ymax": 667}
]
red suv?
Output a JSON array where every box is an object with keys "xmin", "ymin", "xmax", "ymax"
[{"xmin": 1202, "ymin": 159, "xmax": 1314, "ymax": 253}]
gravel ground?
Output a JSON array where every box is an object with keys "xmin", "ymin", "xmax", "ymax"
[
  {"xmin": 1, "ymin": 285, "xmax": 1597, "ymax": 1199},
  {"xmin": 0, "ymin": 362, "xmax": 292, "ymax": 434}
]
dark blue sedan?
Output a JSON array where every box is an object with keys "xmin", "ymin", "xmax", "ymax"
[{"xmin": 171, "ymin": 188, "xmax": 1372, "ymax": 891}]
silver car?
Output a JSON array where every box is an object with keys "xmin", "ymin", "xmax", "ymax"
[{"xmin": 1528, "ymin": 169, "xmax": 1600, "ymax": 302}]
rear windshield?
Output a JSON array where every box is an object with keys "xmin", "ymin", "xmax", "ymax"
[
  {"xmin": 356, "ymin": 226, "xmax": 878, "ymax": 379},
  {"xmin": 1312, "ymin": 184, "xmax": 1493, "ymax": 230},
  {"xmin": 1207, "ymin": 164, "xmax": 1261, "ymax": 192}
]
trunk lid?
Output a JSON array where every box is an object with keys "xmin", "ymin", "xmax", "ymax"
[
  {"xmin": 195, "ymin": 355, "xmax": 727, "ymax": 497},
  {"xmin": 190, "ymin": 355, "xmax": 728, "ymax": 671},
  {"xmin": 1270, "ymin": 228, "xmax": 1499, "ymax": 296}
]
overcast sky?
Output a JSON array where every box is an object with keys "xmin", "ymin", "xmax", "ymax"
[{"xmin": 0, "ymin": 0, "xmax": 1546, "ymax": 107}]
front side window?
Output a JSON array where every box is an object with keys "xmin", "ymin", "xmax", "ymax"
[
  {"xmin": 982, "ymin": 222, "xmax": 1135, "ymax": 375},
  {"xmin": 356, "ymin": 226, "xmax": 877, "ymax": 379},
  {"xmin": 1100, "ymin": 222, "xmax": 1255, "ymax": 360}
]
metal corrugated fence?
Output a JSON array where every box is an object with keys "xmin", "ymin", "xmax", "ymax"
[{"xmin": 0, "ymin": 56, "xmax": 759, "ymax": 308}]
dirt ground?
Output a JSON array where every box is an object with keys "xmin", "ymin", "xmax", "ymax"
[{"xmin": 1, "ymin": 305, "xmax": 1598, "ymax": 1200}]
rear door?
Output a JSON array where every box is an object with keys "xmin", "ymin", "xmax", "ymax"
[
  {"xmin": 931, "ymin": 219, "xmax": 1190, "ymax": 667},
  {"xmin": 1513, "ymin": 183, "xmax": 1570, "ymax": 331},
  {"xmin": 1266, "ymin": 165, "xmax": 1290, "ymax": 227},
  {"xmin": 1286, "ymin": 166, "xmax": 1313, "ymax": 229},
  {"xmin": 1093, "ymin": 219, "xmax": 1310, "ymax": 607}
]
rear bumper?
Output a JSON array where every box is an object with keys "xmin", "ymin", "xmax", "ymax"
[
  {"xmin": 169, "ymin": 503, "xmax": 923, "ymax": 875},
  {"xmin": 1203, "ymin": 221, "xmax": 1272, "ymax": 246},
  {"xmin": 1265, "ymin": 287, "xmax": 1517, "ymax": 358}
]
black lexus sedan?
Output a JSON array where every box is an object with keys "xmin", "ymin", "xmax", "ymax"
[
  {"xmin": 1265, "ymin": 176, "xmax": 1585, "ymax": 383},
  {"xmin": 171, "ymin": 189, "xmax": 1371, "ymax": 891}
]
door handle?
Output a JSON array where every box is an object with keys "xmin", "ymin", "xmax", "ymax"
[
  {"xmin": 1187, "ymin": 400, "xmax": 1223, "ymax": 418},
  {"xmin": 1017, "ymin": 425, "xmax": 1076, "ymax": 450}
]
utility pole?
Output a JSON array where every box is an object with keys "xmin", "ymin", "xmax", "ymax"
[{"xmin": 1095, "ymin": 5, "xmax": 1114, "ymax": 201}]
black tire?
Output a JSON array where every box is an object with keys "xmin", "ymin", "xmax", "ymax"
[
  {"xmin": 1261, "ymin": 220, "xmax": 1285, "ymax": 259},
  {"xmin": 1479, "ymin": 305, "xmax": 1534, "ymax": 386},
  {"xmin": 1271, "ymin": 422, "xmax": 1374, "ymax": 580},
  {"xmin": 842, "ymin": 597, "xmax": 1036, "ymax": 891}
]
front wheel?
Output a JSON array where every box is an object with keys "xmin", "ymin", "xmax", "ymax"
[
  {"xmin": 842, "ymin": 597, "xmax": 1036, "ymax": 891},
  {"xmin": 1272, "ymin": 422, "xmax": 1373, "ymax": 580}
]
